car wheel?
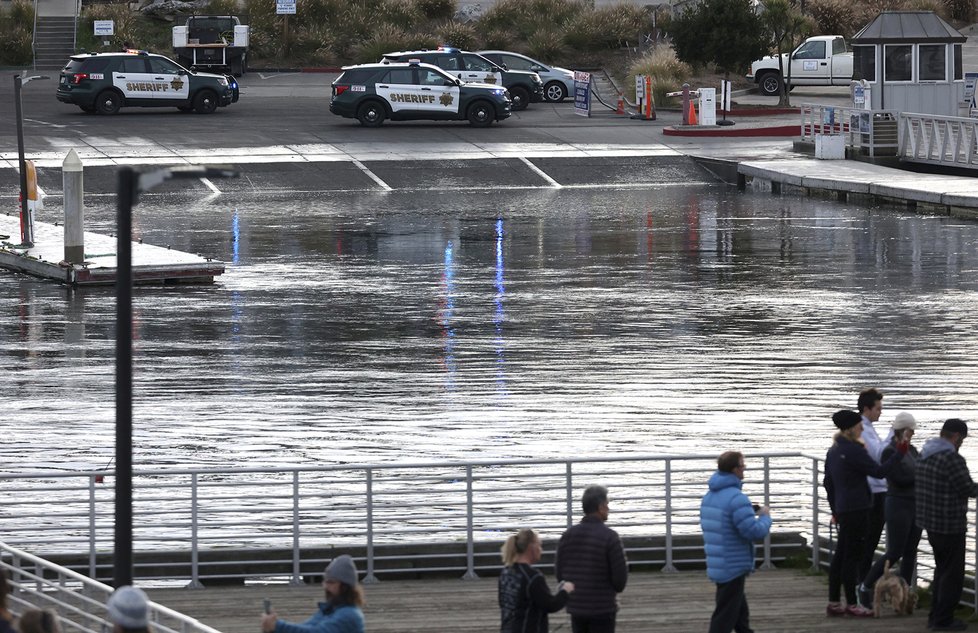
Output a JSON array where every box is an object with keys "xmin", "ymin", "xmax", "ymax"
[
  {"xmin": 357, "ymin": 101, "xmax": 386, "ymax": 127},
  {"xmin": 544, "ymin": 81, "xmax": 566, "ymax": 102},
  {"xmin": 193, "ymin": 90, "xmax": 219, "ymax": 114},
  {"xmin": 95, "ymin": 90, "xmax": 122, "ymax": 115},
  {"xmin": 759, "ymin": 73, "xmax": 782, "ymax": 97},
  {"xmin": 467, "ymin": 101, "xmax": 494, "ymax": 127},
  {"xmin": 509, "ymin": 86, "xmax": 530, "ymax": 111}
]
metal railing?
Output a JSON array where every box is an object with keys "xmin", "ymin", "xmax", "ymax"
[
  {"xmin": 800, "ymin": 103, "xmax": 900, "ymax": 157},
  {"xmin": 1, "ymin": 541, "xmax": 223, "ymax": 633},
  {"xmin": 0, "ymin": 454, "xmax": 811, "ymax": 584},
  {"xmin": 898, "ymin": 112, "xmax": 978, "ymax": 170},
  {"xmin": 2, "ymin": 452, "xmax": 977, "ymax": 612}
]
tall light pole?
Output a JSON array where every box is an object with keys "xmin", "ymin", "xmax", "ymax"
[
  {"xmin": 113, "ymin": 165, "xmax": 238, "ymax": 588},
  {"xmin": 14, "ymin": 73, "xmax": 49, "ymax": 248}
]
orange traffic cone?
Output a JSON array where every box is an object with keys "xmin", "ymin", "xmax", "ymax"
[
  {"xmin": 687, "ymin": 100, "xmax": 698, "ymax": 125},
  {"xmin": 616, "ymin": 94, "xmax": 625, "ymax": 115}
]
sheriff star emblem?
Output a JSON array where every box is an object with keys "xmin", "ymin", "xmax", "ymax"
[
  {"xmin": 483, "ymin": 74, "xmax": 497, "ymax": 84},
  {"xmin": 170, "ymin": 77, "xmax": 184, "ymax": 91},
  {"xmin": 439, "ymin": 92, "xmax": 454, "ymax": 107}
]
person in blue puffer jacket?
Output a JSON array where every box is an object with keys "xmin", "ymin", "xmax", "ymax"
[{"xmin": 700, "ymin": 451, "xmax": 773, "ymax": 633}]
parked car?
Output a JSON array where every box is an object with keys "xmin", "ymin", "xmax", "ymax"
[
  {"xmin": 381, "ymin": 47, "xmax": 543, "ymax": 111},
  {"xmin": 330, "ymin": 61, "xmax": 512, "ymax": 127},
  {"xmin": 56, "ymin": 50, "xmax": 239, "ymax": 114},
  {"xmin": 479, "ymin": 50, "xmax": 575, "ymax": 103}
]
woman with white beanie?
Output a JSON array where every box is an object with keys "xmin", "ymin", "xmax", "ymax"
[{"xmin": 857, "ymin": 412, "xmax": 923, "ymax": 609}]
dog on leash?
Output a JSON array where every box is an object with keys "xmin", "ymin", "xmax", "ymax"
[{"xmin": 873, "ymin": 560, "xmax": 917, "ymax": 617}]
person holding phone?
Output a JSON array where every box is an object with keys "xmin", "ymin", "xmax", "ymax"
[
  {"xmin": 858, "ymin": 412, "xmax": 922, "ymax": 608},
  {"xmin": 260, "ymin": 555, "xmax": 364, "ymax": 633}
]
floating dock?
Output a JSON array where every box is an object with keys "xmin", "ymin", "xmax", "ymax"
[{"xmin": 0, "ymin": 212, "xmax": 225, "ymax": 285}]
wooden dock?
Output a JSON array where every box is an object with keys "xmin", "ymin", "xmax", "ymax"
[
  {"xmin": 146, "ymin": 569, "xmax": 950, "ymax": 633},
  {"xmin": 0, "ymin": 212, "xmax": 224, "ymax": 285}
]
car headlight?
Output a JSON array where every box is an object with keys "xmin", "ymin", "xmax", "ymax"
[
  {"xmin": 218, "ymin": 77, "xmax": 229, "ymax": 86},
  {"xmin": 493, "ymin": 88, "xmax": 505, "ymax": 96}
]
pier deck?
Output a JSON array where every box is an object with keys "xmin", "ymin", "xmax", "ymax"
[
  {"xmin": 0, "ymin": 212, "xmax": 224, "ymax": 285},
  {"xmin": 146, "ymin": 568, "xmax": 945, "ymax": 633}
]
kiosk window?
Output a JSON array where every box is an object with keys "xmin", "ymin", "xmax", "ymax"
[
  {"xmin": 853, "ymin": 46, "xmax": 876, "ymax": 82},
  {"xmin": 884, "ymin": 45, "xmax": 912, "ymax": 82},
  {"xmin": 919, "ymin": 45, "xmax": 945, "ymax": 81},
  {"xmin": 954, "ymin": 44, "xmax": 963, "ymax": 80}
]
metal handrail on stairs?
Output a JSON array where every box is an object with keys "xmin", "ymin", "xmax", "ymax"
[
  {"xmin": 588, "ymin": 69, "xmax": 636, "ymax": 112},
  {"xmin": 32, "ymin": 0, "xmax": 38, "ymax": 69}
]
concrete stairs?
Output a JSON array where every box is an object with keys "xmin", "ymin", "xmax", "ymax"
[{"xmin": 34, "ymin": 16, "xmax": 76, "ymax": 70}]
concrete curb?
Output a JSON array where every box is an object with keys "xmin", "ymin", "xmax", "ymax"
[{"xmin": 663, "ymin": 124, "xmax": 799, "ymax": 137}]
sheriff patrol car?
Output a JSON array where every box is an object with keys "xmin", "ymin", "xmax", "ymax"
[
  {"xmin": 381, "ymin": 47, "xmax": 543, "ymax": 111},
  {"xmin": 330, "ymin": 61, "xmax": 512, "ymax": 127},
  {"xmin": 57, "ymin": 51, "xmax": 239, "ymax": 115}
]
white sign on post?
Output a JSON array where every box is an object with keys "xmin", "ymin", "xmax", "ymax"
[
  {"xmin": 94, "ymin": 20, "xmax": 114, "ymax": 36},
  {"xmin": 276, "ymin": 0, "xmax": 296, "ymax": 14}
]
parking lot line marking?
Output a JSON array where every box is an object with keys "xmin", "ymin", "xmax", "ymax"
[
  {"xmin": 199, "ymin": 178, "xmax": 222, "ymax": 194},
  {"xmin": 519, "ymin": 157, "xmax": 562, "ymax": 188},
  {"xmin": 352, "ymin": 159, "xmax": 393, "ymax": 191}
]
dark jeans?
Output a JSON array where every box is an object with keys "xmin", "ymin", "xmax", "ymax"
[
  {"xmin": 571, "ymin": 614, "xmax": 616, "ymax": 633},
  {"xmin": 927, "ymin": 531, "xmax": 966, "ymax": 627},
  {"xmin": 862, "ymin": 494, "xmax": 922, "ymax": 588},
  {"xmin": 859, "ymin": 491, "xmax": 886, "ymax": 580},
  {"xmin": 829, "ymin": 509, "xmax": 869, "ymax": 604},
  {"xmin": 709, "ymin": 573, "xmax": 753, "ymax": 633}
]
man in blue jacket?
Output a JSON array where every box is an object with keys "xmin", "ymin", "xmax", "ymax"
[
  {"xmin": 700, "ymin": 451, "xmax": 773, "ymax": 633},
  {"xmin": 260, "ymin": 555, "xmax": 365, "ymax": 633}
]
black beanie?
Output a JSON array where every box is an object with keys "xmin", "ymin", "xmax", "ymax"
[
  {"xmin": 942, "ymin": 418, "xmax": 969, "ymax": 437},
  {"xmin": 833, "ymin": 410, "xmax": 861, "ymax": 431}
]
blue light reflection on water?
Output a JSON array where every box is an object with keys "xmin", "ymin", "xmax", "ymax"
[{"xmin": 3, "ymin": 184, "xmax": 978, "ymax": 470}]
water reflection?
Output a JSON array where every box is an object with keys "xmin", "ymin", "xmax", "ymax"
[{"xmin": 2, "ymin": 184, "xmax": 978, "ymax": 471}]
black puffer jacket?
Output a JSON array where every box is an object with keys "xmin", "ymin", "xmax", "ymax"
[{"xmin": 554, "ymin": 516, "xmax": 628, "ymax": 617}]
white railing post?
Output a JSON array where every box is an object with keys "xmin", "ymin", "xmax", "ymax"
[
  {"xmin": 290, "ymin": 470, "xmax": 302, "ymax": 585},
  {"xmin": 462, "ymin": 465, "xmax": 478, "ymax": 580},
  {"xmin": 363, "ymin": 468, "xmax": 377, "ymax": 584},
  {"xmin": 662, "ymin": 458, "xmax": 677, "ymax": 572},
  {"xmin": 88, "ymin": 475, "xmax": 97, "ymax": 580},
  {"xmin": 187, "ymin": 473, "xmax": 202, "ymax": 589},
  {"xmin": 811, "ymin": 457, "xmax": 820, "ymax": 571},
  {"xmin": 760, "ymin": 456, "xmax": 773, "ymax": 569},
  {"xmin": 565, "ymin": 462, "xmax": 574, "ymax": 529}
]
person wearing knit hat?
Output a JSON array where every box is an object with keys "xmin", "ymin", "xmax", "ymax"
[
  {"xmin": 260, "ymin": 554, "xmax": 365, "ymax": 633},
  {"xmin": 106, "ymin": 586, "xmax": 150, "ymax": 633},
  {"xmin": 857, "ymin": 412, "xmax": 921, "ymax": 610},
  {"xmin": 824, "ymin": 409, "xmax": 907, "ymax": 618},
  {"xmin": 916, "ymin": 418, "xmax": 977, "ymax": 631}
]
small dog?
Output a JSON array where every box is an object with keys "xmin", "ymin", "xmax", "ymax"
[{"xmin": 873, "ymin": 560, "xmax": 918, "ymax": 617}]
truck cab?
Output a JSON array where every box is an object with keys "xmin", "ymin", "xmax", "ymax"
[{"xmin": 748, "ymin": 35, "xmax": 853, "ymax": 96}]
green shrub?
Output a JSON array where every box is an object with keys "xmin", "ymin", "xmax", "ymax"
[
  {"xmin": 479, "ymin": 28, "xmax": 512, "ymax": 50},
  {"xmin": 435, "ymin": 19, "xmax": 477, "ymax": 50},
  {"xmin": 413, "ymin": 0, "xmax": 456, "ymax": 21},
  {"xmin": 478, "ymin": 0, "xmax": 587, "ymax": 41},
  {"xmin": 351, "ymin": 24, "xmax": 435, "ymax": 63},
  {"xmin": 526, "ymin": 28, "xmax": 566, "ymax": 62},
  {"xmin": 0, "ymin": 0, "xmax": 34, "ymax": 65},
  {"xmin": 206, "ymin": 0, "xmax": 241, "ymax": 16},
  {"xmin": 807, "ymin": 0, "xmax": 873, "ymax": 37},
  {"xmin": 627, "ymin": 45, "xmax": 691, "ymax": 104}
]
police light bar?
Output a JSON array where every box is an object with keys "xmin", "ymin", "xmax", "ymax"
[
  {"xmin": 437, "ymin": 45, "xmax": 458, "ymax": 53},
  {"xmin": 408, "ymin": 58, "xmax": 421, "ymax": 64}
]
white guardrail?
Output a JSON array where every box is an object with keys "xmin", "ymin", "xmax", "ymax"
[
  {"xmin": 2, "ymin": 452, "xmax": 978, "ymax": 610},
  {"xmin": 801, "ymin": 103, "xmax": 978, "ymax": 169},
  {"xmin": 0, "ymin": 541, "xmax": 222, "ymax": 633}
]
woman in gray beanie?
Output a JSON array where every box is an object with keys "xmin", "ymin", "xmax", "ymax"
[
  {"xmin": 107, "ymin": 586, "xmax": 150, "ymax": 633},
  {"xmin": 261, "ymin": 554, "xmax": 364, "ymax": 633}
]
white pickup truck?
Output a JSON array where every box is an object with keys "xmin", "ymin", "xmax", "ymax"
[{"xmin": 747, "ymin": 35, "xmax": 853, "ymax": 96}]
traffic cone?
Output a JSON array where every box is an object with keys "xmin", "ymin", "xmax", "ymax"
[
  {"xmin": 687, "ymin": 100, "xmax": 698, "ymax": 125},
  {"xmin": 616, "ymin": 94, "xmax": 625, "ymax": 115}
]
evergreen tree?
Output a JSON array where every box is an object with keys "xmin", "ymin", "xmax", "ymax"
[{"xmin": 669, "ymin": 0, "xmax": 768, "ymax": 79}]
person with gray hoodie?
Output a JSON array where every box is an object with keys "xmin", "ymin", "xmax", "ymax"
[{"xmin": 916, "ymin": 419, "xmax": 978, "ymax": 632}]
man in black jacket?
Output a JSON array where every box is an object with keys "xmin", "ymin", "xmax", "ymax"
[{"xmin": 555, "ymin": 485, "xmax": 629, "ymax": 633}]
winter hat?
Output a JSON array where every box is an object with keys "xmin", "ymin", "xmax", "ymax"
[
  {"xmin": 892, "ymin": 412, "xmax": 917, "ymax": 431},
  {"xmin": 107, "ymin": 586, "xmax": 149, "ymax": 629},
  {"xmin": 833, "ymin": 409, "xmax": 861, "ymax": 431},
  {"xmin": 324, "ymin": 555, "xmax": 358, "ymax": 587},
  {"xmin": 942, "ymin": 418, "xmax": 969, "ymax": 437}
]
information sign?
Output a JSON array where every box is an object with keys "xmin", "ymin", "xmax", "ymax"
[
  {"xmin": 94, "ymin": 20, "xmax": 114, "ymax": 36},
  {"xmin": 276, "ymin": 0, "xmax": 296, "ymax": 15},
  {"xmin": 574, "ymin": 71, "xmax": 591, "ymax": 117}
]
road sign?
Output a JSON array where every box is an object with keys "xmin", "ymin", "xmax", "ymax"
[
  {"xmin": 574, "ymin": 71, "xmax": 591, "ymax": 117},
  {"xmin": 276, "ymin": 0, "xmax": 296, "ymax": 14},
  {"xmin": 94, "ymin": 20, "xmax": 114, "ymax": 36}
]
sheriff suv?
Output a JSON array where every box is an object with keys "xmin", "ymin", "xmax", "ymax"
[
  {"xmin": 330, "ymin": 61, "xmax": 512, "ymax": 127},
  {"xmin": 381, "ymin": 47, "xmax": 543, "ymax": 111},
  {"xmin": 57, "ymin": 51, "xmax": 239, "ymax": 115}
]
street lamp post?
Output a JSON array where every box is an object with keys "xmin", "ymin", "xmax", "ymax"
[
  {"xmin": 113, "ymin": 165, "xmax": 238, "ymax": 588},
  {"xmin": 14, "ymin": 73, "xmax": 49, "ymax": 248}
]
